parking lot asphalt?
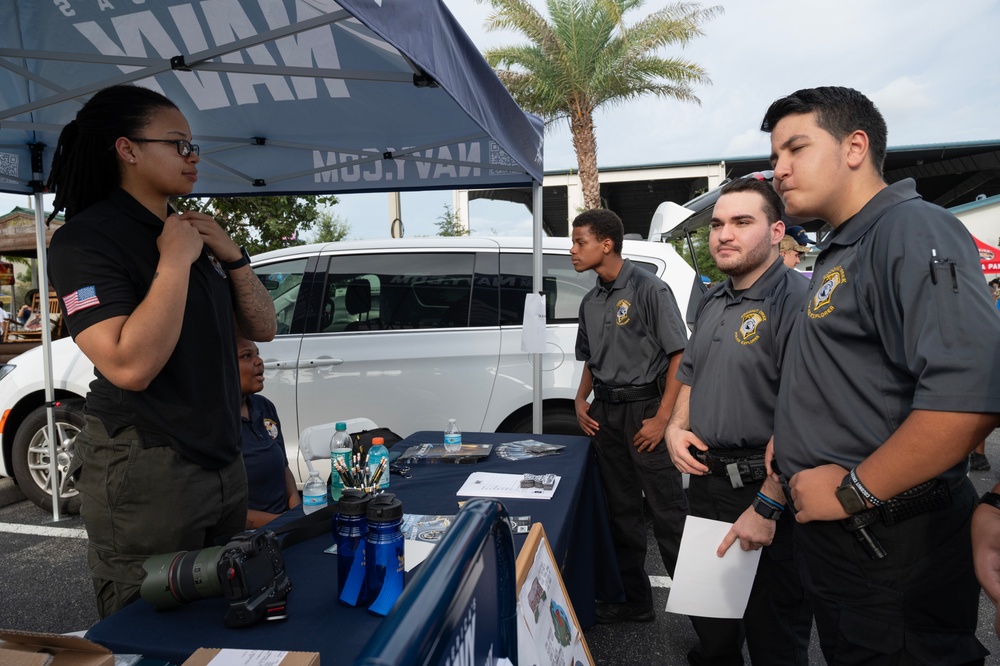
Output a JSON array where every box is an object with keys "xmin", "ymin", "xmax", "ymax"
[{"xmin": 4, "ymin": 434, "xmax": 1000, "ymax": 664}]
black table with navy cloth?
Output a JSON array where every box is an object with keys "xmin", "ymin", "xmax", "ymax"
[{"xmin": 85, "ymin": 432, "xmax": 621, "ymax": 664}]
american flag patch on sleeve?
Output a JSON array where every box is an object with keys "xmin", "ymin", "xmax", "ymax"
[{"xmin": 63, "ymin": 286, "xmax": 100, "ymax": 315}]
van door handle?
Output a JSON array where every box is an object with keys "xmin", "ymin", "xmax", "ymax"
[{"xmin": 297, "ymin": 357, "xmax": 345, "ymax": 368}]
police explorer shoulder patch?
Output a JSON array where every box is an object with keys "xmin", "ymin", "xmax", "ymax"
[{"xmin": 263, "ymin": 418, "xmax": 279, "ymax": 439}]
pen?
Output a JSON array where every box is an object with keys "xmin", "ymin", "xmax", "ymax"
[{"xmin": 370, "ymin": 457, "xmax": 388, "ymax": 488}]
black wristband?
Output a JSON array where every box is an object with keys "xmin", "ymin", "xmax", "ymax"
[
  {"xmin": 980, "ymin": 491, "xmax": 1000, "ymax": 511},
  {"xmin": 222, "ymin": 245, "xmax": 251, "ymax": 271},
  {"xmin": 849, "ymin": 468, "xmax": 883, "ymax": 507},
  {"xmin": 751, "ymin": 494, "xmax": 782, "ymax": 520}
]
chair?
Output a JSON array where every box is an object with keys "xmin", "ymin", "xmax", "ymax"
[
  {"xmin": 4, "ymin": 295, "xmax": 63, "ymax": 342},
  {"xmin": 299, "ymin": 417, "xmax": 379, "ymax": 469},
  {"xmin": 345, "ymin": 279, "xmax": 372, "ymax": 330}
]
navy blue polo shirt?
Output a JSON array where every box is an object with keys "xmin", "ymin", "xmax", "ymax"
[
  {"xmin": 48, "ymin": 188, "xmax": 241, "ymax": 469},
  {"xmin": 773, "ymin": 179, "xmax": 1000, "ymax": 479},
  {"xmin": 576, "ymin": 258, "xmax": 687, "ymax": 386},
  {"xmin": 241, "ymin": 394, "xmax": 289, "ymax": 514},
  {"xmin": 678, "ymin": 257, "xmax": 808, "ymax": 450}
]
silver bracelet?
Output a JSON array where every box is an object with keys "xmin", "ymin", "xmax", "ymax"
[{"xmin": 849, "ymin": 468, "xmax": 883, "ymax": 507}]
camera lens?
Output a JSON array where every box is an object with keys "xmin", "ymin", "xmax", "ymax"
[{"xmin": 141, "ymin": 546, "xmax": 224, "ymax": 609}]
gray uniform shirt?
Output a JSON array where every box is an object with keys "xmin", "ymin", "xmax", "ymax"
[
  {"xmin": 575, "ymin": 259, "xmax": 687, "ymax": 386},
  {"xmin": 678, "ymin": 257, "xmax": 808, "ymax": 451},
  {"xmin": 774, "ymin": 178, "xmax": 1000, "ymax": 480}
]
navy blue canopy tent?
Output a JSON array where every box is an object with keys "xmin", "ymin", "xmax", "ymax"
[{"xmin": 0, "ymin": 0, "xmax": 547, "ymax": 520}]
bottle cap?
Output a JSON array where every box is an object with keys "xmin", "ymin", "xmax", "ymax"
[
  {"xmin": 337, "ymin": 488, "xmax": 372, "ymax": 516},
  {"xmin": 372, "ymin": 437, "xmax": 384, "ymax": 445},
  {"xmin": 336, "ymin": 422, "xmax": 347, "ymax": 431},
  {"xmin": 366, "ymin": 493, "xmax": 403, "ymax": 521}
]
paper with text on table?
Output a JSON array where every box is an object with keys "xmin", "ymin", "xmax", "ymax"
[
  {"xmin": 456, "ymin": 472, "xmax": 560, "ymax": 500},
  {"xmin": 665, "ymin": 515, "xmax": 761, "ymax": 619}
]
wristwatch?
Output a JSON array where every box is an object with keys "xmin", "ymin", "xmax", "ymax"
[
  {"xmin": 835, "ymin": 473, "xmax": 868, "ymax": 515},
  {"xmin": 979, "ymin": 491, "xmax": 1000, "ymax": 511},
  {"xmin": 221, "ymin": 245, "xmax": 251, "ymax": 271},
  {"xmin": 751, "ymin": 495, "xmax": 782, "ymax": 521}
]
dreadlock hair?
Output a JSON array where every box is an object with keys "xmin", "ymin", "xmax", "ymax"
[{"xmin": 46, "ymin": 85, "xmax": 178, "ymax": 223}]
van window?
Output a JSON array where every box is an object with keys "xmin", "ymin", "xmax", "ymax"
[
  {"xmin": 498, "ymin": 253, "xmax": 659, "ymax": 325},
  {"xmin": 318, "ymin": 253, "xmax": 478, "ymax": 332},
  {"xmin": 254, "ymin": 258, "xmax": 307, "ymax": 335}
]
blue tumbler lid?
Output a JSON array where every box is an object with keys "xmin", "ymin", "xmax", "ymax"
[
  {"xmin": 366, "ymin": 493, "xmax": 403, "ymax": 521},
  {"xmin": 337, "ymin": 488, "xmax": 371, "ymax": 516}
]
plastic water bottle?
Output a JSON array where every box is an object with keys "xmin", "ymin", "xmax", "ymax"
[
  {"xmin": 330, "ymin": 422, "xmax": 353, "ymax": 501},
  {"xmin": 365, "ymin": 493, "xmax": 404, "ymax": 616},
  {"xmin": 444, "ymin": 418, "xmax": 462, "ymax": 453},
  {"xmin": 367, "ymin": 437, "xmax": 390, "ymax": 491},
  {"xmin": 302, "ymin": 469, "xmax": 327, "ymax": 514}
]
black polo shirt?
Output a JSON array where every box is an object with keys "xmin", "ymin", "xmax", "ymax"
[
  {"xmin": 773, "ymin": 179, "xmax": 1000, "ymax": 479},
  {"xmin": 678, "ymin": 257, "xmax": 808, "ymax": 450},
  {"xmin": 48, "ymin": 188, "xmax": 241, "ymax": 470},
  {"xmin": 575, "ymin": 259, "xmax": 687, "ymax": 386}
]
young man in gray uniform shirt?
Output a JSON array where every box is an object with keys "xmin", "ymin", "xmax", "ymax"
[
  {"xmin": 666, "ymin": 177, "xmax": 811, "ymax": 666},
  {"xmin": 572, "ymin": 208, "xmax": 688, "ymax": 623},
  {"xmin": 763, "ymin": 86, "xmax": 1000, "ymax": 664}
]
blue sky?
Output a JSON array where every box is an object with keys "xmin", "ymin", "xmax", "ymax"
[{"xmin": 3, "ymin": 0, "xmax": 998, "ymax": 240}]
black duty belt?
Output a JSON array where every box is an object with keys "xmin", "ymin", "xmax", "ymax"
[
  {"xmin": 692, "ymin": 447, "xmax": 768, "ymax": 488},
  {"xmin": 772, "ymin": 457, "xmax": 955, "ymax": 562},
  {"xmin": 840, "ymin": 478, "xmax": 953, "ymax": 560},
  {"xmin": 592, "ymin": 379, "xmax": 662, "ymax": 403}
]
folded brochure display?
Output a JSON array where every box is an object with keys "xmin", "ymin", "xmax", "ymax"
[{"xmin": 515, "ymin": 523, "xmax": 593, "ymax": 666}]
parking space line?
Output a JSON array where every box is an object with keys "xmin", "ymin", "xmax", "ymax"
[
  {"xmin": 649, "ymin": 575, "xmax": 672, "ymax": 588},
  {"xmin": 0, "ymin": 521, "xmax": 87, "ymax": 539}
]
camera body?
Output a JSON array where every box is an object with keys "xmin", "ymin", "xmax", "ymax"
[
  {"xmin": 140, "ymin": 529, "xmax": 292, "ymax": 628},
  {"xmin": 217, "ymin": 530, "xmax": 293, "ymax": 627}
]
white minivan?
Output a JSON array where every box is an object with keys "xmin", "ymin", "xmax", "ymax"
[{"xmin": 0, "ymin": 236, "xmax": 694, "ymax": 511}]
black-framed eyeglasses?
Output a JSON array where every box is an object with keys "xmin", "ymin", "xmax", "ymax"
[{"xmin": 127, "ymin": 137, "xmax": 199, "ymax": 157}]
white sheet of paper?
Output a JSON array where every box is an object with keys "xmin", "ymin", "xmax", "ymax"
[
  {"xmin": 207, "ymin": 649, "xmax": 289, "ymax": 666},
  {"xmin": 456, "ymin": 472, "xmax": 560, "ymax": 500},
  {"xmin": 665, "ymin": 515, "xmax": 762, "ymax": 619},
  {"xmin": 520, "ymin": 293, "xmax": 547, "ymax": 353},
  {"xmin": 404, "ymin": 540, "xmax": 436, "ymax": 572}
]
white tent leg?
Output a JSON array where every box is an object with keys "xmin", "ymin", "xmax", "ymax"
[
  {"xmin": 32, "ymin": 191, "xmax": 60, "ymax": 522},
  {"xmin": 531, "ymin": 181, "xmax": 544, "ymax": 434}
]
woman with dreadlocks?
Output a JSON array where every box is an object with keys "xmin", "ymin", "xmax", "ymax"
[{"xmin": 46, "ymin": 84, "xmax": 276, "ymax": 617}]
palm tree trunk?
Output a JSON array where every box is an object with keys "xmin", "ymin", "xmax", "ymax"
[{"xmin": 569, "ymin": 111, "xmax": 601, "ymax": 211}]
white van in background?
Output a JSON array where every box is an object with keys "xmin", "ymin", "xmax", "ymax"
[{"xmin": 0, "ymin": 236, "xmax": 694, "ymax": 512}]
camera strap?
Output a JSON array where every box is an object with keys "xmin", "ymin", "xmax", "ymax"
[{"xmin": 271, "ymin": 505, "xmax": 338, "ymax": 550}]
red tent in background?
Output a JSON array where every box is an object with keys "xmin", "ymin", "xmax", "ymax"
[{"xmin": 974, "ymin": 236, "xmax": 1000, "ymax": 274}]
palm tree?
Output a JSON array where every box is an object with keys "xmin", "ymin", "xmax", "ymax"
[{"xmin": 479, "ymin": 0, "xmax": 721, "ymax": 210}]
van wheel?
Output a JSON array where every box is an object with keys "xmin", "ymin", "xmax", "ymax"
[
  {"xmin": 505, "ymin": 407, "xmax": 584, "ymax": 437},
  {"xmin": 11, "ymin": 400, "xmax": 85, "ymax": 514}
]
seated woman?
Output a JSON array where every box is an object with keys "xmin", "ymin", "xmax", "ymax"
[{"xmin": 238, "ymin": 332, "xmax": 300, "ymax": 528}]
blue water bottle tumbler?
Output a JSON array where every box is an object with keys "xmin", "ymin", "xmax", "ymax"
[
  {"xmin": 336, "ymin": 489, "xmax": 372, "ymax": 607},
  {"xmin": 365, "ymin": 493, "xmax": 405, "ymax": 616}
]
